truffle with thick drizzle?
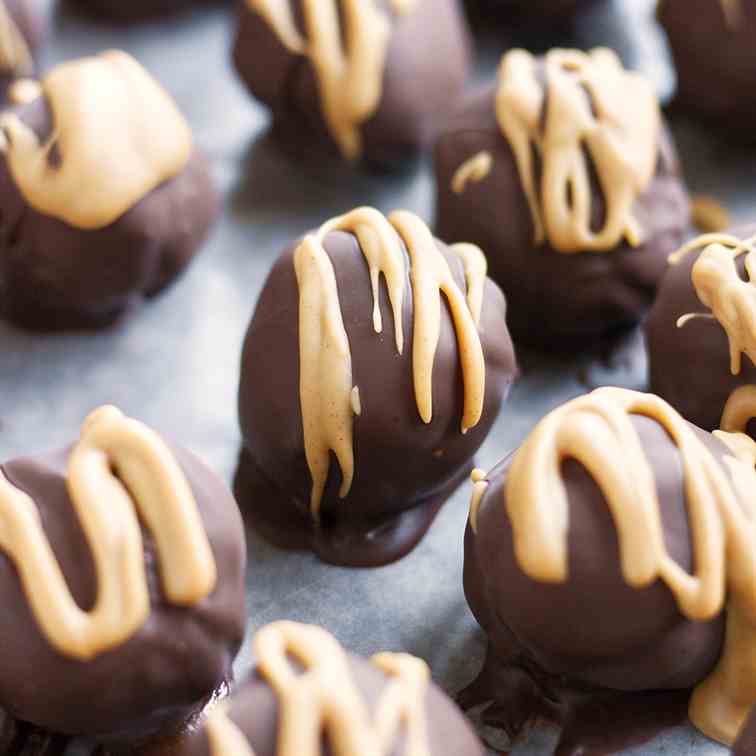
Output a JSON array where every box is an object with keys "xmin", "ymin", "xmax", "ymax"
[
  {"xmin": 0, "ymin": 407, "xmax": 246, "ymax": 750},
  {"xmin": 463, "ymin": 387, "xmax": 756, "ymax": 752},
  {"xmin": 0, "ymin": 51, "xmax": 218, "ymax": 330},
  {"xmin": 144, "ymin": 621, "xmax": 484, "ymax": 756},
  {"xmin": 237, "ymin": 207, "xmax": 516, "ymax": 567},
  {"xmin": 647, "ymin": 226, "xmax": 756, "ymax": 439},
  {"xmin": 434, "ymin": 47, "xmax": 689, "ymax": 350},
  {"xmin": 233, "ymin": 0, "xmax": 471, "ymax": 167}
]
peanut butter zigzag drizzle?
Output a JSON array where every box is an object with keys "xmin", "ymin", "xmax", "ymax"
[
  {"xmin": 206, "ymin": 621, "xmax": 431, "ymax": 756},
  {"xmin": 475, "ymin": 387, "xmax": 756, "ymax": 745},
  {"xmin": 670, "ymin": 231, "xmax": 756, "ymax": 376},
  {"xmin": 246, "ymin": 0, "xmax": 417, "ymax": 161},
  {"xmin": 0, "ymin": 2, "xmax": 32, "ymax": 76},
  {"xmin": 0, "ymin": 50, "xmax": 192, "ymax": 229},
  {"xmin": 0, "ymin": 406, "xmax": 216, "ymax": 661},
  {"xmin": 295, "ymin": 207, "xmax": 487, "ymax": 519},
  {"xmin": 722, "ymin": 386, "xmax": 756, "ymax": 433},
  {"xmin": 494, "ymin": 48, "xmax": 660, "ymax": 253}
]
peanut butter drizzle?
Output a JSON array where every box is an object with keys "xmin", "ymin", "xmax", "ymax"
[
  {"xmin": 8, "ymin": 77, "xmax": 41, "ymax": 105},
  {"xmin": 468, "ymin": 468, "xmax": 489, "ymax": 533},
  {"xmin": 670, "ymin": 232, "xmax": 756, "ymax": 375},
  {"xmin": 206, "ymin": 621, "xmax": 431, "ymax": 756},
  {"xmin": 722, "ymin": 385, "xmax": 756, "ymax": 433},
  {"xmin": 0, "ymin": 51, "xmax": 192, "ymax": 230},
  {"xmin": 0, "ymin": 406, "xmax": 216, "ymax": 662},
  {"xmin": 295, "ymin": 207, "xmax": 487, "ymax": 518},
  {"xmin": 451, "ymin": 151, "xmax": 492, "ymax": 195},
  {"xmin": 492, "ymin": 387, "xmax": 756, "ymax": 745},
  {"xmin": 246, "ymin": 0, "xmax": 416, "ymax": 160},
  {"xmin": 0, "ymin": 1, "xmax": 32, "ymax": 76},
  {"xmin": 495, "ymin": 48, "xmax": 660, "ymax": 253}
]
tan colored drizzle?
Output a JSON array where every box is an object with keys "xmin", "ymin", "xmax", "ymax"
[
  {"xmin": 495, "ymin": 48, "xmax": 660, "ymax": 253},
  {"xmin": 452, "ymin": 151, "xmax": 492, "ymax": 195},
  {"xmin": 295, "ymin": 207, "xmax": 487, "ymax": 518},
  {"xmin": 692, "ymin": 195, "xmax": 732, "ymax": 233},
  {"xmin": 0, "ymin": 1, "xmax": 32, "ymax": 76},
  {"xmin": 0, "ymin": 51, "xmax": 192, "ymax": 229},
  {"xmin": 246, "ymin": 0, "xmax": 417, "ymax": 160},
  {"xmin": 469, "ymin": 468, "xmax": 489, "ymax": 533},
  {"xmin": 206, "ymin": 621, "xmax": 431, "ymax": 756},
  {"xmin": 0, "ymin": 406, "xmax": 216, "ymax": 661},
  {"xmin": 670, "ymin": 232, "xmax": 756, "ymax": 375},
  {"xmin": 8, "ymin": 77, "xmax": 41, "ymax": 105},
  {"xmin": 722, "ymin": 385, "xmax": 756, "ymax": 433},
  {"xmin": 496, "ymin": 386, "xmax": 756, "ymax": 745}
]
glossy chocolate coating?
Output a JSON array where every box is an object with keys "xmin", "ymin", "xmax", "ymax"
[
  {"xmin": 0, "ymin": 439, "xmax": 246, "ymax": 747},
  {"xmin": 735, "ymin": 710, "xmax": 756, "ymax": 755},
  {"xmin": 237, "ymin": 229, "xmax": 517, "ymax": 567},
  {"xmin": 466, "ymin": 0, "xmax": 603, "ymax": 23},
  {"xmin": 64, "ymin": 0, "xmax": 225, "ymax": 23},
  {"xmin": 0, "ymin": 82, "xmax": 219, "ymax": 331},
  {"xmin": 434, "ymin": 85, "xmax": 690, "ymax": 352},
  {"xmin": 645, "ymin": 224, "xmax": 756, "ymax": 437},
  {"xmin": 659, "ymin": 0, "xmax": 756, "ymax": 141},
  {"xmin": 146, "ymin": 649, "xmax": 484, "ymax": 756},
  {"xmin": 232, "ymin": 0, "xmax": 472, "ymax": 168},
  {"xmin": 462, "ymin": 414, "xmax": 728, "ymax": 754}
]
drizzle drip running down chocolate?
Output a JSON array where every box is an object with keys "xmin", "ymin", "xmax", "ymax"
[
  {"xmin": 494, "ymin": 48, "xmax": 660, "ymax": 253},
  {"xmin": 245, "ymin": 0, "xmax": 417, "ymax": 160},
  {"xmin": 670, "ymin": 231, "xmax": 756, "ymax": 375},
  {"xmin": 206, "ymin": 622, "xmax": 430, "ymax": 756},
  {"xmin": 0, "ymin": 1, "xmax": 31, "ymax": 76},
  {"xmin": 0, "ymin": 50, "xmax": 192, "ymax": 229},
  {"xmin": 469, "ymin": 387, "xmax": 756, "ymax": 746},
  {"xmin": 0, "ymin": 405, "xmax": 217, "ymax": 661},
  {"xmin": 451, "ymin": 151, "xmax": 492, "ymax": 195},
  {"xmin": 295, "ymin": 207, "xmax": 486, "ymax": 518}
]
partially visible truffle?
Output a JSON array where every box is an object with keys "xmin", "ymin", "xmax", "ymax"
[
  {"xmin": 646, "ymin": 226, "xmax": 756, "ymax": 438},
  {"xmin": 463, "ymin": 387, "xmax": 756, "ymax": 751},
  {"xmin": 145, "ymin": 622, "xmax": 483, "ymax": 756},
  {"xmin": 0, "ymin": 406, "xmax": 246, "ymax": 751},
  {"xmin": 659, "ymin": 0, "xmax": 756, "ymax": 141},
  {"xmin": 434, "ymin": 48, "xmax": 690, "ymax": 351},
  {"xmin": 65, "ymin": 0, "xmax": 224, "ymax": 23},
  {"xmin": 237, "ymin": 207, "xmax": 517, "ymax": 567},
  {"xmin": 233, "ymin": 0, "xmax": 472, "ymax": 168},
  {"xmin": 0, "ymin": 51, "xmax": 219, "ymax": 330}
]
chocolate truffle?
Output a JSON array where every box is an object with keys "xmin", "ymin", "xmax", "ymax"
[
  {"xmin": 146, "ymin": 621, "xmax": 484, "ymax": 756},
  {"xmin": 434, "ymin": 48, "xmax": 690, "ymax": 351},
  {"xmin": 65, "ymin": 0, "xmax": 221, "ymax": 24},
  {"xmin": 0, "ymin": 0, "xmax": 45, "ymax": 101},
  {"xmin": 467, "ymin": 0, "xmax": 603, "ymax": 24},
  {"xmin": 0, "ymin": 50, "xmax": 219, "ymax": 330},
  {"xmin": 646, "ymin": 227, "xmax": 756, "ymax": 438},
  {"xmin": 463, "ymin": 387, "xmax": 756, "ymax": 752},
  {"xmin": 0, "ymin": 406, "xmax": 246, "ymax": 752},
  {"xmin": 659, "ymin": 0, "xmax": 756, "ymax": 141},
  {"xmin": 237, "ymin": 207, "xmax": 517, "ymax": 567},
  {"xmin": 232, "ymin": 0, "xmax": 472, "ymax": 168}
]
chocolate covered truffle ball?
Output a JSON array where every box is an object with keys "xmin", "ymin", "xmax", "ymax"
[
  {"xmin": 233, "ymin": 0, "xmax": 472, "ymax": 168},
  {"xmin": 0, "ymin": 0, "xmax": 45, "ymax": 101},
  {"xmin": 146, "ymin": 621, "xmax": 484, "ymax": 756},
  {"xmin": 434, "ymin": 48, "xmax": 690, "ymax": 351},
  {"xmin": 0, "ymin": 406, "xmax": 246, "ymax": 752},
  {"xmin": 0, "ymin": 51, "xmax": 219, "ymax": 330},
  {"xmin": 646, "ymin": 227, "xmax": 756, "ymax": 438},
  {"xmin": 463, "ymin": 387, "xmax": 756, "ymax": 752},
  {"xmin": 237, "ymin": 207, "xmax": 517, "ymax": 567},
  {"xmin": 659, "ymin": 0, "xmax": 756, "ymax": 140}
]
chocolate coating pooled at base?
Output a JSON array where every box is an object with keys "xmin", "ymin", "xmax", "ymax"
[
  {"xmin": 0, "ymin": 67, "xmax": 219, "ymax": 331},
  {"xmin": 659, "ymin": 0, "xmax": 756, "ymax": 142},
  {"xmin": 462, "ymin": 414, "xmax": 730, "ymax": 754},
  {"xmin": 237, "ymin": 224, "xmax": 517, "ymax": 567},
  {"xmin": 0, "ymin": 439, "xmax": 246, "ymax": 749},
  {"xmin": 646, "ymin": 224, "xmax": 756, "ymax": 437},
  {"xmin": 64, "ymin": 0, "xmax": 226, "ymax": 24},
  {"xmin": 434, "ymin": 84, "xmax": 690, "ymax": 352},
  {"xmin": 232, "ymin": 0, "xmax": 472, "ymax": 168}
]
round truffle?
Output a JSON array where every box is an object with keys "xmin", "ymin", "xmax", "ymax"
[
  {"xmin": 0, "ymin": 51, "xmax": 219, "ymax": 331},
  {"xmin": 0, "ymin": 0, "xmax": 45, "ymax": 100},
  {"xmin": 232, "ymin": 0, "xmax": 472, "ymax": 168},
  {"xmin": 0, "ymin": 406, "xmax": 246, "ymax": 750},
  {"xmin": 64, "ymin": 0, "xmax": 223, "ymax": 23},
  {"xmin": 463, "ymin": 387, "xmax": 756, "ymax": 750},
  {"xmin": 434, "ymin": 48, "xmax": 690, "ymax": 352},
  {"xmin": 237, "ymin": 207, "xmax": 517, "ymax": 567},
  {"xmin": 145, "ymin": 621, "xmax": 484, "ymax": 756},
  {"xmin": 659, "ymin": 0, "xmax": 756, "ymax": 141}
]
